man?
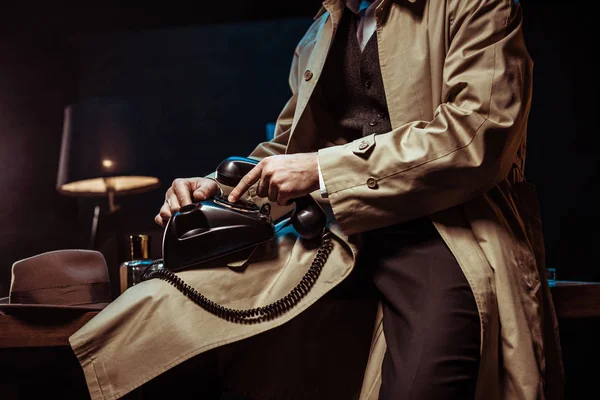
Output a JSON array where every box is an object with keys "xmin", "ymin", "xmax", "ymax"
[{"xmin": 71, "ymin": 1, "xmax": 563, "ymax": 399}]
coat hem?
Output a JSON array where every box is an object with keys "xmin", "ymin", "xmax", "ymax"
[{"xmin": 69, "ymin": 233, "xmax": 356, "ymax": 399}]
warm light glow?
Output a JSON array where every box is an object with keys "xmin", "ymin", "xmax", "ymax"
[
  {"xmin": 59, "ymin": 176, "xmax": 160, "ymax": 195},
  {"xmin": 102, "ymin": 159, "xmax": 114, "ymax": 169}
]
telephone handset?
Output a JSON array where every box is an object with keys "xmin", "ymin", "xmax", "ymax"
[
  {"xmin": 161, "ymin": 156, "xmax": 326, "ymax": 273},
  {"xmin": 142, "ymin": 156, "xmax": 333, "ymax": 323}
]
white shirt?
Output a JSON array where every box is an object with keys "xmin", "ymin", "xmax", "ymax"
[
  {"xmin": 347, "ymin": 0, "xmax": 382, "ymax": 51},
  {"xmin": 318, "ymin": 0, "xmax": 381, "ymax": 198}
]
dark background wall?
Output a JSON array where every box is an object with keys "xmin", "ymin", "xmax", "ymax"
[
  {"xmin": 0, "ymin": 31, "xmax": 81, "ymax": 296},
  {"xmin": 522, "ymin": 2, "xmax": 600, "ymax": 283},
  {"xmin": 0, "ymin": 0, "xmax": 598, "ymax": 297}
]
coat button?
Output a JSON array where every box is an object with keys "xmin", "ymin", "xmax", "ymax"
[
  {"xmin": 358, "ymin": 141, "xmax": 369, "ymax": 150},
  {"xmin": 364, "ymin": 79, "xmax": 371, "ymax": 89},
  {"xmin": 369, "ymin": 120, "xmax": 377, "ymax": 127},
  {"xmin": 367, "ymin": 177, "xmax": 377, "ymax": 189},
  {"xmin": 304, "ymin": 70, "xmax": 313, "ymax": 81}
]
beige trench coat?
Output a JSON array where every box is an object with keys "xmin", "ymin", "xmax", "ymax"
[{"xmin": 70, "ymin": 0, "xmax": 564, "ymax": 399}]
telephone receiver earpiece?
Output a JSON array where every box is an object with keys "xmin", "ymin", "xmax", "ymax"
[{"xmin": 216, "ymin": 156, "xmax": 326, "ymax": 239}]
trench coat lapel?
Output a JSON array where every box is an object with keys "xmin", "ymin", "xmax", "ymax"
[
  {"xmin": 287, "ymin": 0, "xmax": 426, "ymax": 153},
  {"xmin": 286, "ymin": 1, "xmax": 344, "ymax": 154}
]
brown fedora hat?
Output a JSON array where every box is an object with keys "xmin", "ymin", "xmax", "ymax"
[{"xmin": 0, "ymin": 249, "xmax": 111, "ymax": 315}]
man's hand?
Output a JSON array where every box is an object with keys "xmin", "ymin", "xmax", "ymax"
[
  {"xmin": 228, "ymin": 153, "xmax": 320, "ymax": 206},
  {"xmin": 154, "ymin": 177, "xmax": 219, "ymax": 227}
]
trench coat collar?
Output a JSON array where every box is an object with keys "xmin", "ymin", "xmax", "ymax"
[{"xmin": 314, "ymin": 0, "xmax": 418, "ymax": 20}]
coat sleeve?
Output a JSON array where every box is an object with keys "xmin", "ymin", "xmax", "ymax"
[{"xmin": 317, "ymin": 0, "xmax": 533, "ymax": 235}]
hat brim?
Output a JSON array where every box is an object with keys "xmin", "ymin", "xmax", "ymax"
[{"xmin": 0, "ymin": 302, "xmax": 109, "ymax": 316}]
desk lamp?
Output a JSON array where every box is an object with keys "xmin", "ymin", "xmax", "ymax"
[{"xmin": 56, "ymin": 98, "xmax": 161, "ymax": 249}]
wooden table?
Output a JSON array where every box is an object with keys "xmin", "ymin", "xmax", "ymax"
[
  {"xmin": 0, "ymin": 311, "xmax": 99, "ymax": 399},
  {"xmin": 551, "ymin": 280, "xmax": 600, "ymax": 319},
  {"xmin": 0, "ymin": 281, "xmax": 599, "ymax": 399},
  {"xmin": 1, "ymin": 281, "xmax": 599, "ymax": 348},
  {"xmin": 0, "ymin": 311, "xmax": 98, "ymax": 348}
]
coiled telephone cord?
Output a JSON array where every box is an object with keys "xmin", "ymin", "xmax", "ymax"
[{"xmin": 142, "ymin": 229, "xmax": 333, "ymax": 324}]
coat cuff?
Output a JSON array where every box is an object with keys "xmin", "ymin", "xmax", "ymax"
[
  {"xmin": 317, "ymin": 134, "xmax": 377, "ymax": 234},
  {"xmin": 317, "ymin": 157, "xmax": 329, "ymax": 199}
]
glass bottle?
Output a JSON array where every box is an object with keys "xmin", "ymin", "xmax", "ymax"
[{"xmin": 119, "ymin": 234, "xmax": 154, "ymax": 293}]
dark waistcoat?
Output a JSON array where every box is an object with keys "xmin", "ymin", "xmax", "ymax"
[
  {"xmin": 315, "ymin": 7, "xmax": 392, "ymax": 142},
  {"xmin": 315, "ymin": 8, "xmax": 438, "ymax": 237}
]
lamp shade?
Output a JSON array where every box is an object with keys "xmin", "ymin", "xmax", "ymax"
[{"xmin": 56, "ymin": 98, "xmax": 160, "ymax": 196}]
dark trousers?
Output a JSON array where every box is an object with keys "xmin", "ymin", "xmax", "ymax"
[{"xmin": 359, "ymin": 218, "xmax": 481, "ymax": 400}]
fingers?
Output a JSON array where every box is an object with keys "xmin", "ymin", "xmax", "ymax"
[
  {"xmin": 256, "ymin": 176, "xmax": 269, "ymax": 198},
  {"xmin": 172, "ymin": 178, "xmax": 193, "ymax": 207},
  {"xmin": 165, "ymin": 191, "xmax": 180, "ymax": 211},
  {"xmin": 192, "ymin": 179, "xmax": 219, "ymax": 202},
  {"xmin": 268, "ymin": 180, "xmax": 278, "ymax": 203},
  {"xmin": 277, "ymin": 185, "xmax": 293, "ymax": 206},
  {"xmin": 156, "ymin": 177, "xmax": 215, "ymax": 227},
  {"xmin": 228, "ymin": 163, "xmax": 263, "ymax": 202},
  {"xmin": 155, "ymin": 201, "xmax": 172, "ymax": 227}
]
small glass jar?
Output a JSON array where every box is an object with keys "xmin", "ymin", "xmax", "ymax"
[
  {"xmin": 120, "ymin": 234, "xmax": 154, "ymax": 293},
  {"xmin": 546, "ymin": 267, "xmax": 557, "ymax": 288}
]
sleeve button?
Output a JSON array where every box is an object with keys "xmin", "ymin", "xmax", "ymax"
[
  {"xmin": 304, "ymin": 70, "xmax": 313, "ymax": 81},
  {"xmin": 358, "ymin": 141, "xmax": 369, "ymax": 150},
  {"xmin": 367, "ymin": 177, "xmax": 378, "ymax": 189}
]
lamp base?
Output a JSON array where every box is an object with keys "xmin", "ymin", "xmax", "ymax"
[
  {"xmin": 89, "ymin": 205, "xmax": 100, "ymax": 250},
  {"xmin": 91, "ymin": 206, "xmax": 125, "ymax": 301},
  {"xmin": 88, "ymin": 193, "xmax": 121, "ymax": 250},
  {"xmin": 107, "ymin": 188, "xmax": 121, "ymax": 215}
]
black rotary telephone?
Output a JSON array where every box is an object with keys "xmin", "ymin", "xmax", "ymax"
[{"xmin": 142, "ymin": 156, "xmax": 333, "ymax": 323}]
